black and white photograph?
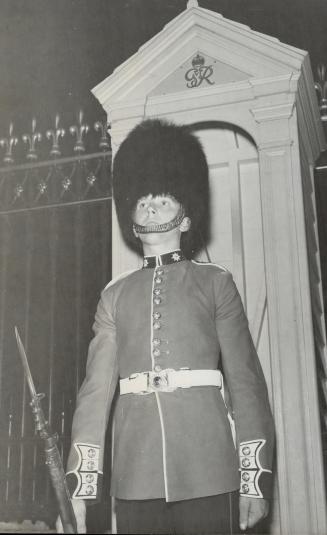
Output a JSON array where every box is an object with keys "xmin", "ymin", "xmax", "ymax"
[{"xmin": 0, "ymin": 1, "xmax": 327, "ymax": 534}]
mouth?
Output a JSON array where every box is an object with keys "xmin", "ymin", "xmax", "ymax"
[{"xmin": 145, "ymin": 220, "xmax": 159, "ymax": 226}]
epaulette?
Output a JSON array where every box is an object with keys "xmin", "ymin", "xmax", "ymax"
[{"xmin": 191, "ymin": 260, "xmax": 228, "ymax": 272}]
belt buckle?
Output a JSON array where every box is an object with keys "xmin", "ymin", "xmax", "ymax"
[
  {"xmin": 128, "ymin": 372, "xmax": 151, "ymax": 395},
  {"xmin": 149, "ymin": 369, "xmax": 176, "ymax": 392}
]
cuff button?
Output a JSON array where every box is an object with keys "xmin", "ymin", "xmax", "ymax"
[
  {"xmin": 85, "ymin": 485, "xmax": 94, "ymax": 495},
  {"xmin": 242, "ymin": 472, "xmax": 250, "ymax": 482}
]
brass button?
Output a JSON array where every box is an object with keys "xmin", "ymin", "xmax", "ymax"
[
  {"xmin": 154, "ymin": 297, "xmax": 161, "ymax": 305},
  {"xmin": 153, "ymin": 349, "xmax": 161, "ymax": 357},
  {"xmin": 242, "ymin": 458, "xmax": 251, "ymax": 468},
  {"xmin": 86, "ymin": 474, "xmax": 94, "ymax": 483},
  {"xmin": 242, "ymin": 446, "xmax": 251, "ymax": 456},
  {"xmin": 153, "ymin": 312, "xmax": 161, "ymax": 320},
  {"xmin": 87, "ymin": 461, "xmax": 95, "ymax": 470},
  {"xmin": 155, "ymin": 277, "xmax": 162, "ymax": 284},
  {"xmin": 88, "ymin": 448, "xmax": 96, "ymax": 458},
  {"xmin": 85, "ymin": 485, "xmax": 95, "ymax": 495},
  {"xmin": 153, "ymin": 338, "xmax": 161, "ymax": 346},
  {"xmin": 154, "ymin": 364, "xmax": 162, "ymax": 372},
  {"xmin": 153, "ymin": 375, "xmax": 162, "ymax": 387},
  {"xmin": 156, "ymin": 269, "xmax": 164, "ymax": 276},
  {"xmin": 153, "ymin": 288, "xmax": 161, "ymax": 296},
  {"xmin": 242, "ymin": 472, "xmax": 250, "ymax": 482},
  {"xmin": 241, "ymin": 484, "xmax": 249, "ymax": 494},
  {"xmin": 153, "ymin": 321, "xmax": 161, "ymax": 330}
]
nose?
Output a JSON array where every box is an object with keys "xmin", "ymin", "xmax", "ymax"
[{"xmin": 147, "ymin": 201, "xmax": 156, "ymax": 214}]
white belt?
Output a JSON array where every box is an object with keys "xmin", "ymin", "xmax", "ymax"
[{"xmin": 120, "ymin": 368, "xmax": 222, "ymax": 395}]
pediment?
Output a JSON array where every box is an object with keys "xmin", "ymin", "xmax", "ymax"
[
  {"xmin": 149, "ymin": 52, "xmax": 251, "ymax": 97},
  {"xmin": 92, "ymin": 4, "xmax": 307, "ymax": 108}
]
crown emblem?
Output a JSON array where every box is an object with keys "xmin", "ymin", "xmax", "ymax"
[
  {"xmin": 191, "ymin": 54, "xmax": 205, "ymax": 68},
  {"xmin": 185, "ymin": 54, "xmax": 214, "ymax": 88}
]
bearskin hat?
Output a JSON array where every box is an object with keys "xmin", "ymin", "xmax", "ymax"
[{"xmin": 112, "ymin": 118, "xmax": 209, "ymax": 257}]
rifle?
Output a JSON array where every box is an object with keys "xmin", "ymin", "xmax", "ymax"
[{"xmin": 15, "ymin": 327, "xmax": 77, "ymax": 534}]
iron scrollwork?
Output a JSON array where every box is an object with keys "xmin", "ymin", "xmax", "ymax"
[
  {"xmin": 315, "ymin": 63, "xmax": 327, "ymax": 122},
  {"xmin": 0, "ymin": 123, "xmax": 19, "ymax": 164},
  {"xmin": 22, "ymin": 119, "xmax": 42, "ymax": 161},
  {"xmin": 46, "ymin": 115, "xmax": 65, "ymax": 157},
  {"xmin": 0, "ymin": 110, "xmax": 111, "ymax": 165},
  {"xmin": 69, "ymin": 110, "xmax": 89, "ymax": 154}
]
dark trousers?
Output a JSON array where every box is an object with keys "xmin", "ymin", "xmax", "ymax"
[{"xmin": 116, "ymin": 492, "xmax": 240, "ymax": 535}]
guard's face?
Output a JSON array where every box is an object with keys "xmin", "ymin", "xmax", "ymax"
[{"xmin": 132, "ymin": 194, "xmax": 181, "ymax": 227}]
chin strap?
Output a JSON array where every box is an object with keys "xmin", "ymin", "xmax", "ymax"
[{"xmin": 133, "ymin": 207, "xmax": 185, "ymax": 235}]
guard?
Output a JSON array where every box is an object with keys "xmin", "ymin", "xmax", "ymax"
[{"xmin": 58, "ymin": 119, "xmax": 275, "ymax": 535}]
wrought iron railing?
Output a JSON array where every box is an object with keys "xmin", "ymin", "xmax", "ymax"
[
  {"xmin": 0, "ymin": 113, "xmax": 113, "ymax": 529},
  {"xmin": 315, "ymin": 64, "xmax": 327, "ymax": 123},
  {"xmin": 0, "ymin": 151, "xmax": 111, "ymax": 215},
  {"xmin": 0, "ymin": 110, "xmax": 110, "ymax": 165}
]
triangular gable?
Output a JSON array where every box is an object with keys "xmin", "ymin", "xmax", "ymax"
[
  {"xmin": 92, "ymin": 5, "xmax": 307, "ymax": 107},
  {"xmin": 149, "ymin": 52, "xmax": 251, "ymax": 97}
]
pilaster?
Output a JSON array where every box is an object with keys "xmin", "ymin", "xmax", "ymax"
[{"xmin": 251, "ymin": 102, "xmax": 327, "ymax": 535}]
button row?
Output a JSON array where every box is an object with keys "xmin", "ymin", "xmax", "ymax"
[
  {"xmin": 241, "ymin": 472, "xmax": 250, "ymax": 482},
  {"xmin": 152, "ymin": 349, "xmax": 170, "ymax": 357},
  {"xmin": 153, "ymin": 269, "xmax": 165, "ymax": 374}
]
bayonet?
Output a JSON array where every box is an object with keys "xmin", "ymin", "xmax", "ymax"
[{"xmin": 15, "ymin": 326, "xmax": 77, "ymax": 534}]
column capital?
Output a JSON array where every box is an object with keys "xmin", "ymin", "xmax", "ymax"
[
  {"xmin": 251, "ymin": 101, "xmax": 296, "ymax": 147},
  {"xmin": 257, "ymin": 139, "xmax": 294, "ymax": 151},
  {"xmin": 250, "ymin": 101, "xmax": 296, "ymax": 123}
]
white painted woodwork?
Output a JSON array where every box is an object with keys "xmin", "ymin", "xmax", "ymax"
[
  {"xmin": 193, "ymin": 125, "xmax": 272, "ymax": 394},
  {"xmin": 92, "ymin": 4, "xmax": 327, "ymax": 534}
]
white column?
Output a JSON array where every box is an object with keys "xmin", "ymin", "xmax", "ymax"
[
  {"xmin": 252, "ymin": 102, "xmax": 327, "ymax": 535},
  {"xmin": 110, "ymin": 124, "xmax": 143, "ymax": 278}
]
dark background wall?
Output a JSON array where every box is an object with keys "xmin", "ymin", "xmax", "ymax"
[
  {"xmin": 0, "ymin": 0, "xmax": 327, "ymax": 145},
  {"xmin": 0, "ymin": 0, "xmax": 327, "ymax": 530}
]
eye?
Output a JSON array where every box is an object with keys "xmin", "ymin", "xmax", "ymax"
[{"xmin": 161, "ymin": 200, "xmax": 168, "ymax": 206}]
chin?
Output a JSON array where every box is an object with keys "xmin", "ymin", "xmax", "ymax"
[{"xmin": 139, "ymin": 233, "xmax": 162, "ymax": 244}]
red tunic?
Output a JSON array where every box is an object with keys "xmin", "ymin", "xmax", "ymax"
[{"xmin": 66, "ymin": 254, "xmax": 274, "ymax": 502}]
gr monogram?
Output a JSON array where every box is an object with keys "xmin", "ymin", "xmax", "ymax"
[{"xmin": 185, "ymin": 54, "xmax": 214, "ymax": 88}]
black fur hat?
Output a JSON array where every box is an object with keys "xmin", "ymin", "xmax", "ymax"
[{"xmin": 112, "ymin": 118, "xmax": 209, "ymax": 257}]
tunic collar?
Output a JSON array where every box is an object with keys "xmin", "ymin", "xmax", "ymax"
[{"xmin": 142, "ymin": 249, "xmax": 186, "ymax": 268}]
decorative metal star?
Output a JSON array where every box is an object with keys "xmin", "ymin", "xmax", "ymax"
[{"xmin": 172, "ymin": 252, "xmax": 181, "ymax": 262}]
